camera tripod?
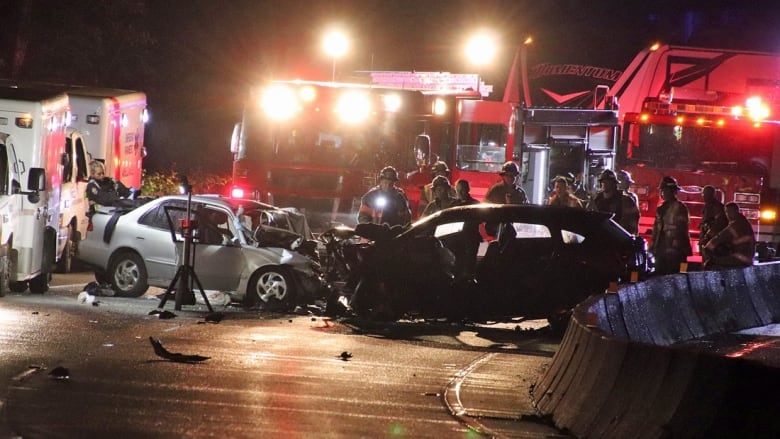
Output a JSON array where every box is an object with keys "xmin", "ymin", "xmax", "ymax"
[{"xmin": 157, "ymin": 184, "xmax": 213, "ymax": 312}]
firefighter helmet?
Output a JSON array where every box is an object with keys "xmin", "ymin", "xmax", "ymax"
[
  {"xmin": 499, "ymin": 161, "xmax": 520, "ymax": 176},
  {"xmin": 598, "ymin": 169, "xmax": 618, "ymax": 183},
  {"xmin": 431, "ymin": 175, "xmax": 451, "ymax": 189},
  {"xmin": 617, "ymin": 169, "xmax": 635, "ymax": 185},
  {"xmin": 430, "ymin": 161, "xmax": 450, "ymax": 176},
  {"xmin": 659, "ymin": 176, "xmax": 681, "ymax": 191},
  {"xmin": 378, "ymin": 166, "xmax": 399, "ymax": 182}
]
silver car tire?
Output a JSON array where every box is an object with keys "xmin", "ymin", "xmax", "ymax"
[
  {"xmin": 249, "ymin": 266, "xmax": 295, "ymax": 309},
  {"xmin": 109, "ymin": 251, "xmax": 149, "ymax": 297}
]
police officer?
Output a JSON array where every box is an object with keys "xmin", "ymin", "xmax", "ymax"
[
  {"xmin": 484, "ymin": 161, "xmax": 527, "ymax": 204},
  {"xmin": 650, "ymin": 176, "xmax": 692, "ymax": 275},
  {"xmin": 421, "ymin": 175, "xmax": 458, "ymax": 217},
  {"xmin": 419, "ymin": 161, "xmax": 455, "ymax": 216},
  {"xmin": 357, "ymin": 166, "xmax": 412, "ymax": 227},
  {"xmin": 587, "ymin": 169, "xmax": 640, "ymax": 235},
  {"xmin": 86, "ymin": 160, "xmax": 136, "ymax": 211}
]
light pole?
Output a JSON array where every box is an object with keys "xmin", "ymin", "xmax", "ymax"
[{"xmin": 323, "ymin": 31, "xmax": 348, "ymax": 82}]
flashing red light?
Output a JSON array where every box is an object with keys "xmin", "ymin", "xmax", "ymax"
[{"xmin": 231, "ymin": 187, "xmax": 245, "ymax": 199}]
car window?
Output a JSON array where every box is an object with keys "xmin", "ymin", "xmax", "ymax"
[
  {"xmin": 434, "ymin": 221, "xmax": 464, "ymax": 238},
  {"xmin": 511, "ymin": 222, "xmax": 551, "ymax": 238},
  {"xmin": 561, "ymin": 229, "xmax": 585, "ymax": 244},
  {"xmin": 138, "ymin": 200, "xmax": 188, "ymax": 231}
]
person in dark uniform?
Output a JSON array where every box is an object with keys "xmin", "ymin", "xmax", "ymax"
[
  {"xmin": 650, "ymin": 176, "xmax": 692, "ymax": 275},
  {"xmin": 357, "ymin": 166, "xmax": 412, "ymax": 227},
  {"xmin": 587, "ymin": 169, "xmax": 639, "ymax": 235},
  {"xmin": 421, "ymin": 175, "xmax": 458, "ymax": 217},
  {"xmin": 454, "ymin": 179, "xmax": 478, "ymax": 206},
  {"xmin": 699, "ymin": 185, "xmax": 728, "ymax": 268},
  {"xmin": 86, "ymin": 160, "xmax": 137, "ymax": 211},
  {"xmin": 484, "ymin": 161, "xmax": 527, "ymax": 204},
  {"xmin": 703, "ymin": 202, "xmax": 755, "ymax": 269}
]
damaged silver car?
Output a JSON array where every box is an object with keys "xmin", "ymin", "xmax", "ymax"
[{"xmin": 76, "ymin": 195, "xmax": 324, "ymax": 308}]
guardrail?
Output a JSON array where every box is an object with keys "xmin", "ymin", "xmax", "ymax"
[{"xmin": 532, "ymin": 262, "xmax": 780, "ymax": 438}]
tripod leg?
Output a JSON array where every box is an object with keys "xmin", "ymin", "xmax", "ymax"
[
  {"xmin": 188, "ymin": 268, "xmax": 214, "ymax": 313},
  {"xmin": 158, "ymin": 265, "xmax": 184, "ymax": 309}
]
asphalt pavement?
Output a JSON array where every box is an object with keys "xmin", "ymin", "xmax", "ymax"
[{"xmin": 46, "ymin": 272, "xmax": 569, "ymax": 438}]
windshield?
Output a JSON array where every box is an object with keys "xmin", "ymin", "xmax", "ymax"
[
  {"xmin": 623, "ymin": 122, "xmax": 776, "ymax": 175},
  {"xmin": 241, "ymin": 87, "xmax": 421, "ymax": 171},
  {"xmin": 234, "ymin": 207, "xmax": 296, "ymax": 244},
  {"xmin": 456, "ymin": 122, "xmax": 507, "ymax": 173}
]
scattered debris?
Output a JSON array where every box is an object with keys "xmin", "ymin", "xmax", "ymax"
[
  {"xmin": 48, "ymin": 366, "xmax": 70, "ymax": 380},
  {"xmin": 148, "ymin": 310, "xmax": 177, "ymax": 319},
  {"xmin": 149, "ymin": 337, "xmax": 210, "ymax": 363},
  {"xmin": 83, "ymin": 281, "xmax": 115, "ymax": 297},
  {"xmin": 338, "ymin": 351, "xmax": 353, "ymax": 361},
  {"xmin": 77, "ymin": 291, "xmax": 98, "ymax": 305},
  {"xmin": 204, "ymin": 312, "xmax": 224, "ymax": 324}
]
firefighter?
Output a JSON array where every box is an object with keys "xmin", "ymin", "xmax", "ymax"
[
  {"xmin": 357, "ymin": 166, "xmax": 412, "ymax": 227},
  {"xmin": 699, "ymin": 185, "xmax": 728, "ymax": 267},
  {"xmin": 587, "ymin": 169, "xmax": 639, "ymax": 235},
  {"xmin": 454, "ymin": 179, "xmax": 479, "ymax": 206},
  {"xmin": 421, "ymin": 175, "xmax": 458, "ymax": 217},
  {"xmin": 419, "ymin": 161, "xmax": 455, "ymax": 216},
  {"xmin": 548, "ymin": 176, "xmax": 582, "ymax": 208},
  {"xmin": 703, "ymin": 202, "xmax": 756, "ymax": 269},
  {"xmin": 650, "ymin": 176, "xmax": 692, "ymax": 275},
  {"xmin": 86, "ymin": 160, "xmax": 137, "ymax": 211},
  {"xmin": 617, "ymin": 170, "xmax": 638, "ymax": 205},
  {"xmin": 484, "ymin": 161, "xmax": 527, "ymax": 204}
]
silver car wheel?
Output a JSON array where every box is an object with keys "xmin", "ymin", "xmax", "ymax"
[
  {"xmin": 109, "ymin": 251, "xmax": 149, "ymax": 297},
  {"xmin": 254, "ymin": 268, "xmax": 290, "ymax": 302},
  {"xmin": 114, "ymin": 258, "xmax": 140, "ymax": 291}
]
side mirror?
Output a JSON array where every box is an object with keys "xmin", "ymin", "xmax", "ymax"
[
  {"xmin": 27, "ymin": 167, "xmax": 46, "ymax": 191},
  {"xmin": 414, "ymin": 134, "xmax": 431, "ymax": 169}
]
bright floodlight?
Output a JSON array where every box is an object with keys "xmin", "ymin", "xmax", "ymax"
[
  {"xmin": 260, "ymin": 85, "xmax": 299, "ymax": 121},
  {"xmin": 323, "ymin": 31, "xmax": 349, "ymax": 58},
  {"xmin": 465, "ymin": 33, "xmax": 497, "ymax": 65},
  {"xmin": 324, "ymin": 30, "xmax": 349, "ymax": 81},
  {"xmin": 336, "ymin": 90, "xmax": 371, "ymax": 124}
]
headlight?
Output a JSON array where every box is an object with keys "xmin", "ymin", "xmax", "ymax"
[
  {"xmin": 335, "ymin": 90, "xmax": 371, "ymax": 124},
  {"xmin": 260, "ymin": 85, "xmax": 300, "ymax": 121}
]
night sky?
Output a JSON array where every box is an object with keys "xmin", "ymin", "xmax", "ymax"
[{"xmin": 2, "ymin": 0, "xmax": 779, "ymax": 174}]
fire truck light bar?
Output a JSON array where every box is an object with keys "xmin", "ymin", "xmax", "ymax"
[{"xmin": 734, "ymin": 192, "xmax": 760, "ymax": 204}]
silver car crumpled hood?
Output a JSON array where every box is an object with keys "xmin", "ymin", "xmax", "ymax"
[{"xmin": 234, "ymin": 244, "xmax": 320, "ymax": 297}]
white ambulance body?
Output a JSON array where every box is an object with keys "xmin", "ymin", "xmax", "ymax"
[
  {"xmin": 0, "ymin": 88, "xmax": 69, "ymax": 294},
  {"xmin": 67, "ymin": 89, "xmax": 148, "ymax": 189}
]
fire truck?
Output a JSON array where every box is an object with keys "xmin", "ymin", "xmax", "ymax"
[
  {"xmin": 427, "ymin": 46, "xmax": 621, "ymax": 207},
  {"xmin": 607, "ymin": 44, "xmax": 780, "ymax": 257},
  {"xmin": 228, "ymin": 77, "xmax": 479, "ymax": 228}
]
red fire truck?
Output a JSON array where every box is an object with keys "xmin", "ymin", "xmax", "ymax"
[
  {"xmin": 228, "ymin": 78, "xmax": 479, "ymax": 229},
  {"xmin": 608, "ymin": 44, "xmax": 780, "ymax": 256},
  {"xmin": 438, "ymin": 46, "xmax": 621, "ymax": 207}
]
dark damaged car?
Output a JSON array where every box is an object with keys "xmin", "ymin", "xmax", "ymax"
[
  {"xmin": 323, "ymin": 204, "xmax": 648, "ymax": 324},
  {"xmin": 76, "ymin": 195, "xmax": 324, "ymax": 308}
]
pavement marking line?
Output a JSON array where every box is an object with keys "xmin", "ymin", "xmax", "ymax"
[{"xmin": 442, "ymin": 351, "xmax": 499, "ymax": 438}]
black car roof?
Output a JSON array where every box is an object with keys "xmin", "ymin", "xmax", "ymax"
[{"xmin": 408, "ymin": 204, "xmax": 623, "ymax": 236}]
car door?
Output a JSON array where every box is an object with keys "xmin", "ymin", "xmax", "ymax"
[
  {"xmin": 189, "ymin": 206, "xmax": 245, "ymax": 291},
  {"xmin": 136, "ymin": 200, "xmax": 188, "ymax": 283}
]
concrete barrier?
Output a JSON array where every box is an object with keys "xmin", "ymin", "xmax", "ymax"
[{"xmin": 532, "ymin": 262, "xmax": 780, "ymax": 438}]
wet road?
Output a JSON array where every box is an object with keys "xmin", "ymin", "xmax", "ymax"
[{"xmin": 0, "ymin": 272, "xmax": 565, "ymax": 438}]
